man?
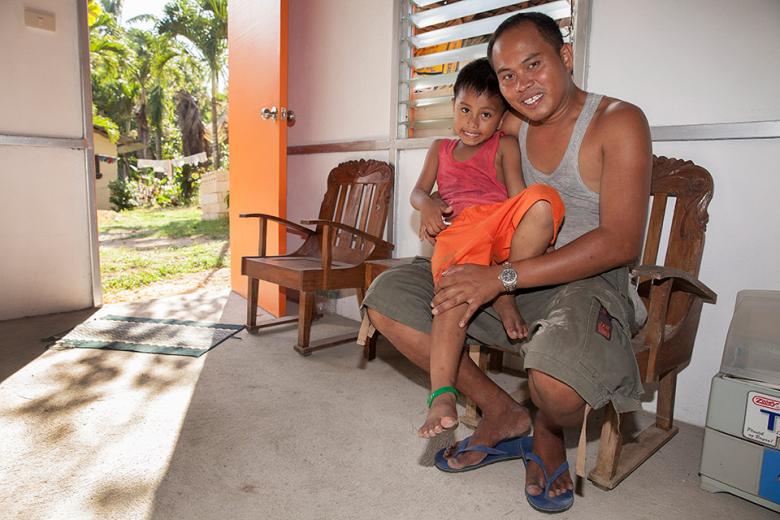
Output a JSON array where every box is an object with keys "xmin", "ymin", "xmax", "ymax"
[{"xmin": 362, "ymin": 12, "xmax": 651, "ymax": 513}]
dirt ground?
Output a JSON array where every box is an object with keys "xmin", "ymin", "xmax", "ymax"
[{"xmin": 101, "ymin": 267, "xmax": 231, "ymax": 304}]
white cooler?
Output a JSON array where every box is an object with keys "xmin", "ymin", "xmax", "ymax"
[{"xmin": 700, "ymin": 290, "xmax": 780, "ymax": 512}]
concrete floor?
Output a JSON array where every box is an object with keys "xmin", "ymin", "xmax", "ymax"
[{"xmin": 0, "ymin": 289, "xmax": 776, "ymax": 519}]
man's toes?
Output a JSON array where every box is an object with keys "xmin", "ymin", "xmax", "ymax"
[{"xmin": 526, "ymin": 483, "xmax": 544, "ymax": 497}]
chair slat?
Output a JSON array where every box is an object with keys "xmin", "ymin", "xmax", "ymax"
[
  {"xmin": 642, "ymin": 194, "xmax": 667, "ymax": 267},
  {"xmin": 337, "ymin": 184, "xmax": 365, "ymax": 250},
  {"xmin": 366, "ymin": 182, "xmax": 389, "ymax": 239},
  {"xmin": 356, "ymin": 184, "xmax": 375, "ymax": 252}
]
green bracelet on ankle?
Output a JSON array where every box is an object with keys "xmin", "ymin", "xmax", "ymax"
[{"xmin": 427, "ymin": 386, "xmax": 460, "ymax": 408}]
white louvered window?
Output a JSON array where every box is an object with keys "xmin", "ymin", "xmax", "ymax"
[{"xmin": 398, "ymin": 0, "xmax": 577, "ymax": 138}]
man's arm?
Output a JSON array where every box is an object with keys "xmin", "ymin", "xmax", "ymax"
[
  {"xmin": 500, "ymin": 109, "xmax": 523, "ymax": 137},
  {"xmin": 498, "ymin": 135, "xmax": 526, "ymax": 197},
  {"xmin": 432, "ymin": 102, "xmax": 652, "ymax": 323}
]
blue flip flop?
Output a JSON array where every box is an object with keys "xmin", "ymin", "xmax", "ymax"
[
  {"xmin": 434, "ymin": 435, "xmax": 527, "ymax": 473},
  {"xmin": 520, "ymin": 436, "xmax": 574, "ymax": 513}
]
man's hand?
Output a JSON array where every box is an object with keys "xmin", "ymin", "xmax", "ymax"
[
  {"xmin": 432, "ymin": 264, "xmax": 503, "ymax": 327},
  {"xmin": 418, "ymin": 197, "xmax": 453, "ymax": 244}
]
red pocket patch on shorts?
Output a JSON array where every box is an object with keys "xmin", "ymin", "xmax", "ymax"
[{"xmin": 596, "ymin": 305, "xmax": 612, "ymax": 341}]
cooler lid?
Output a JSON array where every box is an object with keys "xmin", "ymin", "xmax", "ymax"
[{"xmin": 721, "ymin": 290, "xmax": 780, "ymax": 385}]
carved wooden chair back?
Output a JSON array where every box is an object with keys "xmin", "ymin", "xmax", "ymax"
[
  {"xmin": 636, "ymin": 156, "xmax": 714, "ymax": 380},
  {"xmin": 296, "ymin": 160, "xmax": 393, "ymax": 265}
]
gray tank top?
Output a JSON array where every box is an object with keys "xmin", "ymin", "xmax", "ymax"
[{"xmin": 519, "ymin": 93, "xmax": 603, "ymax": 248}]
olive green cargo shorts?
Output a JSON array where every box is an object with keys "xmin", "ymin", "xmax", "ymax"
[{"xmin": 361, "ymin": 257, "xmax": 643, "ymax": 414}]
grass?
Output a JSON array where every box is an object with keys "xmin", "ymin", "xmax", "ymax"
[
  {"xmin": 98, "ymin": 207, "xmax": 229, "ymax": 296},
  {"xmin": 98, "ymin": 207, "xmax": 228, "ymax": 239}
]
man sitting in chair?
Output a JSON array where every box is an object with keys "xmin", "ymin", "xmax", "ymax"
[{"xmin": 362, "ymin": 12, "xmax": 651, "ymax": 513}]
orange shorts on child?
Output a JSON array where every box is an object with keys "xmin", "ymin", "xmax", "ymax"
[{"xmin": 431, "ymin": 184, "xmax": 565, "ymax": 283}]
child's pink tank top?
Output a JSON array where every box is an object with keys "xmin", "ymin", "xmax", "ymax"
[{"xmin": 437, "ymin": 131, "xmax": 507, "ymax": 219}]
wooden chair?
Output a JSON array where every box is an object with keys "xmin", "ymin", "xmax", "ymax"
[
  {"xmin": 241, "ymin": 159, "xmax": 394, "ymax": 356},
  {"xmin": 358, "ymin": 155, "xmax": 717, "ymax": 489}
]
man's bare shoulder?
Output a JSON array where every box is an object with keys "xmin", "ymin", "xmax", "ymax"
[
  {"xmin": 498, "ymin": 133, "xmax": 519, "ymax": 149},
  {"xmin": 594, "ymin": 96, "xmax": 650, "ymax": 138}
]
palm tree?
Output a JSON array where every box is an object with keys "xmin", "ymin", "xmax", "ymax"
[
  {"xmin": 125, "ymin": 28, "xmax": 178, "ymax": 159},
  {"xmin": 175, "ymin": 90, "xmax": 208, "ymax": 199},
  {"xmin": 158, "ymin": 0, "xmax": 227, "ymax": 169}
]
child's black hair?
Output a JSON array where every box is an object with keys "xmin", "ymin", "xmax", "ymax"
[{"xmin": 453, "ymin": 58, "xmax": 506, "ymax": 108}]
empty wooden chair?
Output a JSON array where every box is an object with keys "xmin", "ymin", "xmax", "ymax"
[{"xmin": 241, "ymin": 159, "xmax": 394, "ymax": 356}]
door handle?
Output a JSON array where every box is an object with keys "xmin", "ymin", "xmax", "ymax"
[
  {"xmin": 260, "ymin": 106, "xmax": 278, "ymax": 120},
  {"xmin": 260, "ymin": 106, "xmax": 295, "ymax": 127}
]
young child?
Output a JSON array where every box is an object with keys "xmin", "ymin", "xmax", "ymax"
[{"xmin": 411, "ymin": 58, "xmax": 565, "ymax": 438}]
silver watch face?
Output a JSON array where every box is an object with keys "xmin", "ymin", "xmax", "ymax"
[{"xmin": 500, "ymin": 267, "xmax": 517, "ymax": 285}]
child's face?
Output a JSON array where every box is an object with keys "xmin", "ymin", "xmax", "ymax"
[{"xmin": 452, "ymin": 89, "xmax": 505, "ymax": 146}]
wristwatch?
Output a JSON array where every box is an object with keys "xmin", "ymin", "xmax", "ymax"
[{"xmin": 498, "ymin": 262, "xmax": 518, "ymax": 293}]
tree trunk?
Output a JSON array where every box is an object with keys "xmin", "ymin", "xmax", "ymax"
[
  {"xmin": 136, "ymin": 103, "xmax": 149, "ymax": 160},
  {"xmin": 175, "ymin": 90, "xmax": 208, "ymax": 202},
  {"xmin": 210, "ymin": 70, "xmax": 220, "ymax": 169}
]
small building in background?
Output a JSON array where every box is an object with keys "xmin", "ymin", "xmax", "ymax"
[{"xmin": 93, "ymin": 127, "xmax": 118, "ymax": 210}]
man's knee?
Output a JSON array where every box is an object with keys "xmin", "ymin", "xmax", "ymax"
[
  {"xmin": 528, "ymin": 369, "xmax": 585, "ymax": 416},
  {"xmin": 523, "ymin": 199, "xmax": 553, "ymax": 226}
]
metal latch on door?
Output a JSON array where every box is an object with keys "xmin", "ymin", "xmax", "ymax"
[{"xmin": 260, "ymin": 105, "xmax": 296, "ymax": 127}]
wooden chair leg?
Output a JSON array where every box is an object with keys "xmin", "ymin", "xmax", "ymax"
[
  {"xmin": 247, "ymin": 277, "xmax": 259, "ymax": 328},
  {"xmin": 357, "ymin": 313, "xmax": 377, "ymax": 361},
  {"xmin": 656, "ymin": 369, "xmax": 677, "ymax": 430},
  {"xmin": 294, "ymin": 291, "xmax": 315, "ymax": 356},
  {"xmin": 589, "ymin": 371, "xmax": 681, "ymax": 490},
  {"xmin": 589, "ymin": 404, "xmax": 622, "ymax": 489},
  {"xmin": 355, "ymin": 289, "xmax": 377, "ymax": 361},
  {"xmin": 488, "ymin": 349, "xmax": 504, "ymax": 372},
  {"xmin": 462, "ymin": 345, "xmax": 489, "ymax": 429}
]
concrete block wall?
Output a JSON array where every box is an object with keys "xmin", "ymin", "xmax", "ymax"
[{"xmin": 200, "ymin": 169, "xmax": 229, "ymax": 220}]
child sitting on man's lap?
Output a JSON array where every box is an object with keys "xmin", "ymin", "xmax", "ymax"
[{"xmin": 411, "ymin": 58, "xmax": 564, "ymax": 438}]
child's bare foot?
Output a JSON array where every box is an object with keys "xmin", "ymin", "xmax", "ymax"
[
  {"xmin": 418, "ymin": 393, "xmax": 458, "ymax": 438},
  {"xmin": 493, "ymin": 294, "xmax": 527, "ymax": 340}
]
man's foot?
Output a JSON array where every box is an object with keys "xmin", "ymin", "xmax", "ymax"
[
  {"xmin": 525, "ymin": 411, "xmax": 573, "ymax": 499},
  {"xmin": 492, "ymin": 295, "xmax": 528, "ymax": 340},
  {"xmin": 418, "ymin": 393, "xmax": 458, "ymax": 438},
  {"xmin": 443, "ymin": 401, "xmax": 531, "ymax": 469}
]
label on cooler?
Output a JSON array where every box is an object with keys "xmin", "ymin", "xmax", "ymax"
[{"xmin": 743, "ymin": 392, "xmax": 780, "ymax": 446}]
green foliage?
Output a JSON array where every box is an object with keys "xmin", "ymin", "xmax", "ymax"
[
  {"xmin": 158, "ymin": 0, "xmax": 228, "ymax": 168},
  {"xmin": 108, "ymin": 178, "xmax": 138, "ymax": 211},
  {"xmin": 92, "ymin": 110, "xmax": 120, "ymax": 143},
  {"xmin": 89, "ymin": 0, "xmax": 224, "ymax": 173}
]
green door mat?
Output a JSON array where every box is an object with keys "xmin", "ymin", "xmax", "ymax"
[{"xmin": 57, "ymin": 315, "xmax": 244, "ymax": 357}]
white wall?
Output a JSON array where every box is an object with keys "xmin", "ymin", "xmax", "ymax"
[
  {"xmin": 287, "ymin": 0, "xmax": 395, "ymax": 320},
  {"xmin": 587, "ymin": 0, "xmax": 780, "ymax": 126},
  {"xmin": 288, "ymin": 0, "xmax": 394, "ymax": 145},
  {"xmin": 0, "ymin": 1, "xmax": 84, "ymax": 138},
  {"xmin": 0, "ymin": 0, "xmax": 96, "ymax": 320},
  {"xmin": 587, "ymin": 0, "xmax": 780, "ymax": 426}
]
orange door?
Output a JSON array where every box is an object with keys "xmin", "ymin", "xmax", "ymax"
[{"xmin": 228, "ymin": 0, "xmax": 288, "ymax": 317}]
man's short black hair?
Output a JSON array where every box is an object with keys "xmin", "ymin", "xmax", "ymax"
[
  {"xmin": 453, "ymin": 57, "xmax": 505, "ymax": 107},
  {"xmin": 487, "ymin": 12, "xmax": 564, "ymax": 63}
]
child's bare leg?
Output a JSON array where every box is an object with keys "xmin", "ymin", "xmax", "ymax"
[
  {"xmin": 419, "ymin": 302, "xmax": 469, "ymax": 438},
  {"xmin": 494, "ymin": 200, "xmax": 555, "ymax": 338}
]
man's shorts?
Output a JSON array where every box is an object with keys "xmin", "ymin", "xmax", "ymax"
[{"xmin": 361, "ymin": 256, "xmax": 644, "ymax": 414}]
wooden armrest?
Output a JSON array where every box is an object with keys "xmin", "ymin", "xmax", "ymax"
[
  {"xmin": 239, "ymin": 212, "xmax": 314, "ymax": 237},
  {"xmin": 632, "ymin": 265, "xmax": 717, "ymax": 304},
  {"xmin": 300, "ymin": 219, "xmax": 394, "ymax": 252}
]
